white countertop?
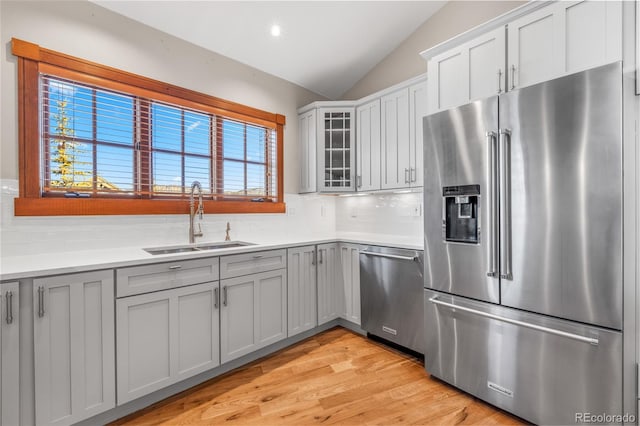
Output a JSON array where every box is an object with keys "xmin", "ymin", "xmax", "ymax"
[{"xmin": 0, "ymin": 234, "xmax": 422, "ymax": 281}]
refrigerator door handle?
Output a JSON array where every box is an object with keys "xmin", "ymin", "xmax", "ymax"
[
  {"xmin": 486, "ymin": 131, "xmax": 499, "ymax": 278},
  {"xmin": 499, "ymin": 128, "xmax": 513, "ymax": 280},
  {"xmin": 429, "ymin": 297, "xmax": 599, "ymax": 345}
]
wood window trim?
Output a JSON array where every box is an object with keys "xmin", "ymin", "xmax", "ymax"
[{"xmin": 12, "ymin": 38, "xmax": 286, "ymax": 216}]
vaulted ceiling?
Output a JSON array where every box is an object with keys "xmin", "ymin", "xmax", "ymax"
[{"xmin": 91, "ymin": 1, "xmax": 446, "ymax": 99}]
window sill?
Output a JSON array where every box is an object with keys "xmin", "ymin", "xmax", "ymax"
[{"xmin": 14, "ymin": 198, "xmax": 286, "ymax": 216}]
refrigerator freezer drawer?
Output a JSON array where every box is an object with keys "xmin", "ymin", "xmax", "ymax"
[{"xmin": 424, "ymin": 289, "xmax": 622, "ymax": 425}]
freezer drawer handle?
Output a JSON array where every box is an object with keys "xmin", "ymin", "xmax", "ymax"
[
  {"xmin": 429, "ymin": 297, "xmax": 599, "ymax": 346},
  {"xmin": 360, "ymin": 251, "xmax": 417, "ymax": 261}
]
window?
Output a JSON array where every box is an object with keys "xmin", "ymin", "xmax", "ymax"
[{"xmin": 13, "ymin": 38, "xmax": 285, "ymax": 215}]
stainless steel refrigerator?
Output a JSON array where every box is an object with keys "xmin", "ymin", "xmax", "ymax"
[{"xmin": 423, "ymin": 62, "xmax": 623, "ymax": 425}]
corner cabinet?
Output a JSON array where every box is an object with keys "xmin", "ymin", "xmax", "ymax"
[
  {"xmin": 424, "ymin": 0, "xmax": 622, "ymax": 114},
  {"xmin": 297, "ymin": 103, "xmax": 357, "ymax": 194},
  {"xmin": 33, "ymin": 271, "xmax": 115, "ymax": 426},
  {"xmin": 317, "ymin": 107, "xmax": 356, "ymax": 192},
  {"xmin": 1, "ymin": 283, "xmax": 20, "ymax": 426}
]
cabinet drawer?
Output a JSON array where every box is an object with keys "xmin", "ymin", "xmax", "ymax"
[
  {"xmin": 116, "ymin": 258, "xmax": 219, "ymax": 297},
  {"xmin": 220, "ymin": 249, "xmax": 286, "ymax": 279}
]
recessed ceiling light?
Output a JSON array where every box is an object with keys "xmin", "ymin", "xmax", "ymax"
[{"xmin": 271, "ymin": 24, "xmax": 281, "ymax": 37}]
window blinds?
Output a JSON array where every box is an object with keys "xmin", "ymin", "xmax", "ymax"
[{"xmin": 40, "ymin": 74, "xmax": 278, "ymax": 200}]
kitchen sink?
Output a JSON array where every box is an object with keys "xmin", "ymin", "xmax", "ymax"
[{"xmin": 144, "ymin": 241, "xmax": 255, "ymax": 255}]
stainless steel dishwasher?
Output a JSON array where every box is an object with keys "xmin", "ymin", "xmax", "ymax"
[{"xmin": 360, "ymin": 245, "xmax": 424, "ymax": 354}]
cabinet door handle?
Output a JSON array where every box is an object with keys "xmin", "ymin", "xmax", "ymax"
[
  {"xmin": 5, "ymin": 291, "xmax": 13, "ymax": 325},
  {"xmin": 168, "ymin": 265, "xmax": 182, "ymax": 270},
  {"xmin": 510, "ymin": 65, "xmax": 516, "ymax": 90},
  {"xmin": 319, "ymin": 249, "xmax": 324, "ymax": 265},
  {"xmin": 497, "ymin": 69, "xmax": 503, "ymax": 94},
  {"xmin": 356, "ymin": 175, "xmax": 362, "ymax": 188},
  {"xmin": 312, "ymin": 250, "xmax": 316, "ymax": 266},
  {"xmin": 37, "ymin": 286, "xmax": 45, "ymax": 318},
  {"xmin": 214, "ymin": 287, "xmax": 219, "ymax": 309},
  {"xmin": 223, "ymin": 286, "xmax": 228, "ymax": 306},
  {"xmin": 410, "ymin": 168, "xmax": 416, "ymax": 183},
  {"xmin": 404, "ymin": 168, "xmax": 410, "ymax": 184}
]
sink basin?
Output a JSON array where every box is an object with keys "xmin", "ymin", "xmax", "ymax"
[
  {"xmin": 143, "ymin": 246, "xmax": 201, "ymax": 255},
  {"xmin": 144, "ymin": 241, "xmax": 255, "ymax": 255},
  {"xmin": 196, "ymin": 241, "xmax": 254, "ymax": 250}
]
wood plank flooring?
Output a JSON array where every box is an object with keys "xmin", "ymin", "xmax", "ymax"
[{"xmin": 112, "ymin": 327, "xmax": 524, "ymax": 425}]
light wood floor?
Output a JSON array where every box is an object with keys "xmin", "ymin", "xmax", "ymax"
[{"xmin": 112, "ymin": 327, "xmax": 525, "ymax": 425}]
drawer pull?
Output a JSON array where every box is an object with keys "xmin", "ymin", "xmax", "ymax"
[
  {"xmin": 252, "ymin": 255, "xmax": 264, "ymax": 259},
  {"xmin": 37, "ymin": 286, "xmax": 45, "ymax": 318},
  {"xmin": 429, "ymin": 296, "xmax": 599, "ymax": 346},
  {"xmin": 168, "ymin": 265, "xmax": 182, "ymax": 270},
  {"xmin": 5, "ymin": 291, "xmax": 13, "ymax": 325}
]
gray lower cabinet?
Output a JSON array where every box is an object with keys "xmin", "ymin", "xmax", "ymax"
[
  {"xmin": 116, "ymin": 281, "xmax": 220, "ymax": 405},
  {"xmin": 317, "ymin": 243, "xmax": 343, "ymax": 325},
  {"xmin": 287, "ymin": 246, "xmax": 317, "ymax": 337},
  {"xmin": 339, "ymin": 244, "xmax": 361, "ymax": 325},
  {"xmin": 220, "ymin": 269, "xmax": 287, "ymax": 363},
  {"xmin": 33, "ymin": 271, "xmax": 115, "ymax": 426},
  {"xmin": 1, "ymin": 282, "xmax": 19, "ymax": 426}
]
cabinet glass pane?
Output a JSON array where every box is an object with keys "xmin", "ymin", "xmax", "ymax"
[{"xmin": 321, "ymin": 110, "xmax": 352, "ymax": 189}]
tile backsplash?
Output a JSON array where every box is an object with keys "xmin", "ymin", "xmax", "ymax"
[
  {"xmin": 335, "ymin": 191, "xmax": 423, "ymax": 239},
  {"xmin": 0, "ymin": 179, "xmax": 336, "ymax": 256},
  {"xmin": 1, "ymin": 179, "xmax": 424, "ymax": 257}
]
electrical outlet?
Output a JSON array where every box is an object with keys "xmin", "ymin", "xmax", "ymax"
[
  {"xmin": 287, "ymin": 206, "xmax": 296, "ymax": 216},
  {"xmin": 320, "ymin": 205, "xmax": 326, "ymax": 217}
]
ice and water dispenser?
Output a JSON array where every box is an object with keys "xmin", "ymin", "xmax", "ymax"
[{"xmin": 442, "ymin": 185, "xmax": 480, "ymax": 244}]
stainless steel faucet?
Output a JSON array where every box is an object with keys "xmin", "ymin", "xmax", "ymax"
[{"xmin": 189, "ymin": 181, "xmax": 204, "ymax": 244}]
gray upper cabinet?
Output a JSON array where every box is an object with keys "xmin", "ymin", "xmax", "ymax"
[
  {"xmin": 425, "ymin": 0, "xmax": 622, "ymax": 114},
  {"xmin": 33, "ymin": 271, "xmax": 115, "ymax": 426},
  {"xmin": 508, "ymin": 0, "xmax": 622, "ymax": 91},
  {"xmin": 356, "ymin": 99, "xmax": 381, "ymax": 192},
  {"xmin": 427, "ymin": 27, "xmax": 506, "ymax": 114},
  {"xmin": 298, "ymin": 109, "xmax": 317, "ymax": 193}
]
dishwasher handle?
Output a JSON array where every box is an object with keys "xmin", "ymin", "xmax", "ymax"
[{"xmin": 360, "ymin": 251, "xmax": 417, "ymax": 261}]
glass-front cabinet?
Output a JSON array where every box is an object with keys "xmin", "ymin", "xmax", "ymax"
[{"xmin": 317, "ymin": 107, "xmax": 355, "ymax": 192}]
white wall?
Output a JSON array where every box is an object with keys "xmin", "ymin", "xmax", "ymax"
[
  {"xmin": 343, "ymin": 0, "xmax": 525, "ymax": 99},
  {"xmin": 0, "ymin": 0, "xmax": 326, "ymax": 189},
  {"xmin": 0, "ymin": 0, "xmax": 336, "ymax": 257}
]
